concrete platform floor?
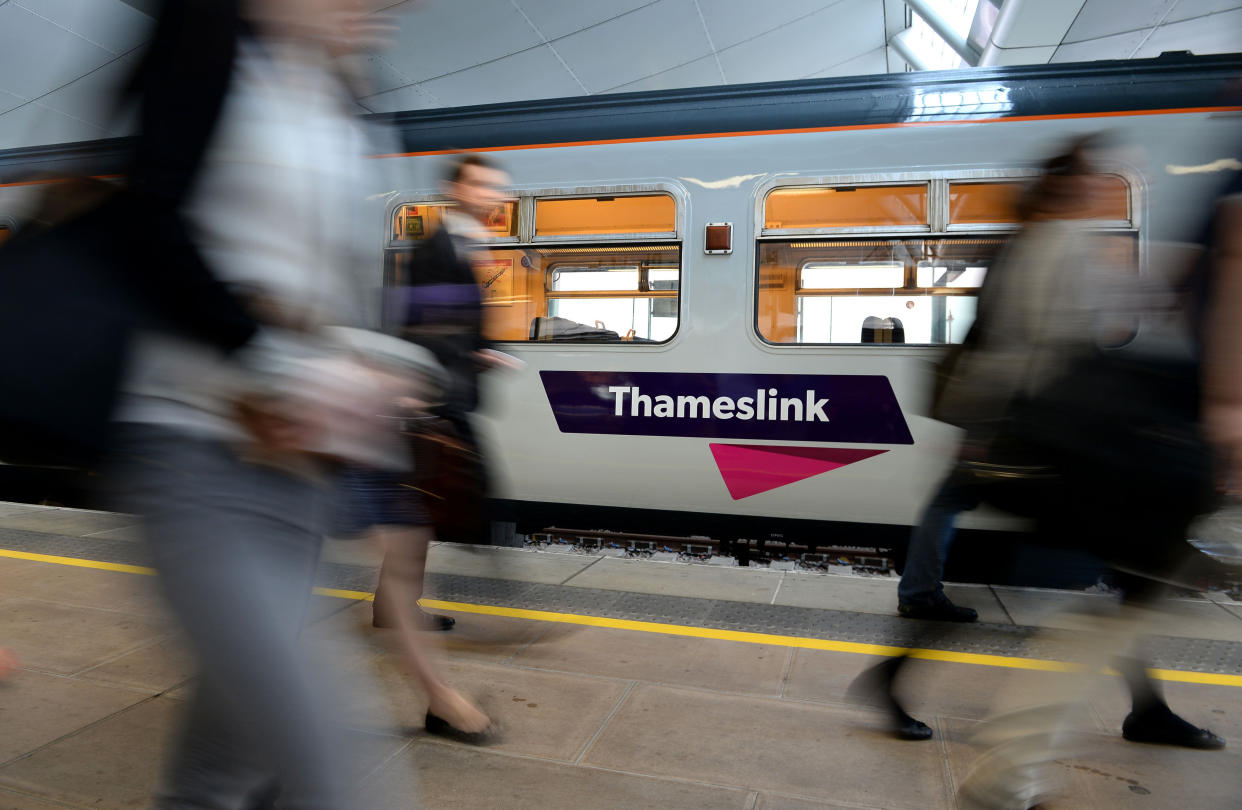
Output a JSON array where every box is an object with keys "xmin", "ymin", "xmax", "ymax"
[{"xmin": 1, "ymin": 503, "xmax": 1240, "ymax": 808}]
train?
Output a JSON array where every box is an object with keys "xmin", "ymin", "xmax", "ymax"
[{"xmin": 2, "ymin": 53, "xmax": 1240, "ymax": 570}]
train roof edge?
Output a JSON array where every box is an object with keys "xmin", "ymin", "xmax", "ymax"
[{"xmin": 1, "ymin": 52, "xmax": 1239, "ymax": 183}]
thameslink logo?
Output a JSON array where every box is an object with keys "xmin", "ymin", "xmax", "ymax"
[
  {"xmin": 540, "ymin": 371, "xmax": 912, "ymax": 445},
  {"xmin": 607, "ymin": 386, "xmax": 830, "ymax": 422}
]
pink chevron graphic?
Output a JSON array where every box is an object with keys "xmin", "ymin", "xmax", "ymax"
[{"xmin": 709, "ymin": 443, "xmax": 888, "ymax": 500}]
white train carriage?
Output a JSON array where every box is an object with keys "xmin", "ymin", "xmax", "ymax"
[
  {"xmin": 369, "ymin": 54, "xmax": 1241, "ymax": 546},
  {"xmin": 1, "ymin": 53, "xmax": 1239, "ymax": 551}
]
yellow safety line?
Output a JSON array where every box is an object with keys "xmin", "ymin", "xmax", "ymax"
[
  {"xmin": 4, "ymin": 548, "xmax": 1241, "ymax": 688},
  {"xmin": 314, "ymin": 586, "xmax": 375, "ymax": 602},
  {"xmin": 0, "ymin": 548, "xmax": 156, "ymax": 576}
]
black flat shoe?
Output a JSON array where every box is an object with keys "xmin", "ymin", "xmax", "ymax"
[
  {"xmin": 420, "ymin": 611, "xmax": 455, "ymax": 631},
  {"xmin": 372, "ymin": 610, "xmax": 455, "ymax": 631},
  {"xmin": 1122, "ymin": 706, "xmax": 1226, "ymax": 750},
  {"xmin": 898, "ymin": 599, "xmax": 978, "ymax": 623},
  {"xmin": 425, "ymin": 711, "xmax": 499, "ymax": 746},
  {"xmin": 848, "ymin": 657, "xmax": 933, "ymax": 741},
  {"xmin": 895, "ymin": 711, "xmax": 933, "ymax": 740}
]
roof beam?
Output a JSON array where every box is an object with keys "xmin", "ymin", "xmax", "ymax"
[
  {"xmin": 904, "ymin": 0, "xmax": 981, "ymax": 66},
  {"xmin": 889, "ymin": 29, "xmax": 932, "ymax": 71}
]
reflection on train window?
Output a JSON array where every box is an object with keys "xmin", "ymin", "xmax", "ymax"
[
  {"xmin": 764, "ymin": 185, "xmax": 928, "ymax": 231},
  {"xmin": 0, "ymin": 225, "xmax": 10, "ymax": 246},
  {"xmin": 549, "ymin": 265, "xmax": 640, "ymax": 292},
  {"xmin": 534, "ymin": 194, "xmax": 676, "ymax": 237},
  {"xmin": 477, "ymin": 244, "xmax": 679, "ymax": 343},
  {"xmin": 800, "ymin": 263, "xmax": 904, "ymax": 289},
  {"xmin": 391, "ymin": 200, "xmax": 517, "ymax": 241},
  {"xmin": 757, "ymin": 239, "xmax": 1003, "ymax": 344}
]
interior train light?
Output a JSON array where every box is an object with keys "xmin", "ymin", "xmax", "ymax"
[{"xmin": 704, "ymin": 222, "xmax": 732, "ymax": 254}]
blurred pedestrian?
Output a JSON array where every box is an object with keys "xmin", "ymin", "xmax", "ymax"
[
  {"xmin": 107, "ymin": 1, "xmax": 416, "ymax": 807},
  {"xmin": 331, "ymin": 347, "xmax": 496, "ymax": 741},
  {"xmin": 858, "ymin": 138, "xmax": 1226, "ymax": 772},
  {"xmin": 374, "ymin": 153, "xmax": 520, "ymax": 635},
  {"xmin": 895, "ymin": 143, "xmax": 1123, "ymax": 624}
]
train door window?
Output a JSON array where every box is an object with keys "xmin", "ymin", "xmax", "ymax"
[
  {"xmin": 757, "ymin": 173, "xmax": 1135, "ymax": 345},
  {"xmin": 386, "ymin": 189, "xmax": 680, "ymax": 344}
]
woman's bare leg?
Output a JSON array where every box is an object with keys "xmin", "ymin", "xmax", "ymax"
[{"xmin": 372, "ymin": 526, "xmax": 490, "ymax": 733}]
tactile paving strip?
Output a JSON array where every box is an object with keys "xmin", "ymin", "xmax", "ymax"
[
  {"xmin": 0, "ymin": 527, "xmax": 152, "ymax": 567},
  {"xmin": 4, "ymin": 528, "xmax": 1241, "ymax": 675}
]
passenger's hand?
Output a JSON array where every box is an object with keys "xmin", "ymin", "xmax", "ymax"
[
  {"xmin": 234, "ymin": 394, "xmax": 325, "ymax": 455},
  {"xmin": 395, "ymin": 395, "xmax": 429, "ymax": 412},
  {"xmin": 0, "ymin": 647, "xmax": 20, "ymax": 680},
  {"xmin": 474, "ymin": 349, "xmax": 525, "ymax": 372}
]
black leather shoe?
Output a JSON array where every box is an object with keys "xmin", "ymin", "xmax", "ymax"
[
  {"xmin": 847, "ymin": 656, "xmax": 933, "ymax": 741},
  {"xmin": 425, "ymin": 711, "xmax": 499, "ymax": 745},
  {"xmin": 898, "ymin": 599, "xmax": 978, "ymax": 623},
  {"xmin": 1122, "ymin": 705, "xmax": 1226, "ymax": 750},
  {"xmin": 895, "ymin": 710, "xmax": 934, "ymax": 740}
]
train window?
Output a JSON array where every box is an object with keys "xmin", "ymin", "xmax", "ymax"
[
  {"xmin": 534, "ymin": 194, "xmax": 676, "ymax": 237},
  {"xmin": 531, "ymin": 245, "xmax": 678, "ymax": 342},
  {"xmin": 549, "ymin": 265, "xmax": 641, "ymax": 292},
  {"xmin": 948, "ymin": 175, "xmax": 1130, "ymax": 226},
  {"xmin": 764, "ymin": 185, "xmax": 928, "ymax": 232},
  {"xmin": 1074, "ymin": 174, "xmax": 1130, "ymax": 222},
  {"xmin": 387, "ymin": 187, "xmax": 681, "ymax": 344},
  {"xmin": 948, "ymin": 182, "xmax": 1022, "ymax": 225},
  {"xmin": 0, "ymin": 225, "xmax": 11, "ymax": 246},
  {"xmin": 757, "ymin": 238, "xmax": 1004, "ymax": 345},
  {"xmin": 800, "ymin": 263, "xmax": 905, "ymax": 290},
  {"xmin": 391, "ymin": 243, "xmax": 682, "ymax": 344},
  {"xmin": 757, "ymin": 172, "xmax": 1136, "ymax": 346},
  {"xmin": 391, "ymin": 200, "xmax": 517, "ymax": 241}
]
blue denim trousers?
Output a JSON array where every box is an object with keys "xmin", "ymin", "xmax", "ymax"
[{"xmin": 897, "ymin": 465, "xmax": 985, "ymax": 606}]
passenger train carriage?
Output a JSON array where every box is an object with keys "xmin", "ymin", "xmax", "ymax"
[{"xmin": 1, "ymin": 54, "xmax": 1240, "ymax": 557}]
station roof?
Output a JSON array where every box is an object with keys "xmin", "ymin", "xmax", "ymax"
[{"xmin": 0, "ymin": 0, "xmax": 1239, "ymax": 151}]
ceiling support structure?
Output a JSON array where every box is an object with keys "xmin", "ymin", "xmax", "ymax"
[
  {"xmin": 903, "ymin": 0, "xmax": 981, "ymax": 66},
  {"xmin": 888, "ymin": 29, "xmax": 931, "ymax": 71}
]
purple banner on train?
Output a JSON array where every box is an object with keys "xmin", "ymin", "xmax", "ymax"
[{"xmin": 539, "ymin": 371, "xmax": 913, "ymax": 444}]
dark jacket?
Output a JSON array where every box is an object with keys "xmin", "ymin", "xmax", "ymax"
[
  {"xmin": 392, "ymin": 227, "xmax": 490, "ymax": 415},
  {"xmin": 117, "ymin": 0, "xmax": 259, "ymax": 351},
  {"xmin": 0, "ymin": 0, "xmax": 259, "ymax": 466}
]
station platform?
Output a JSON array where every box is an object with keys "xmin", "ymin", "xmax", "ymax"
[{"xmin": 0, "ymin": 501, "xmax": 1239, "ymax": 809}]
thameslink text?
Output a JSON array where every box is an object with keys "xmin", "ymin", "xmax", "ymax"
[{"xmin": 607, "ymin": 386, "xmax": 829, "ymax": 422}]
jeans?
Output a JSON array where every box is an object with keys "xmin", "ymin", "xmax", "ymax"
[
  {"xmin": 897, "ymin": 465, "xmax": 984, "ymax": 607},
  {"xmin": 111, "ymin": 425, "xmax": 356, "ymax": 810}
]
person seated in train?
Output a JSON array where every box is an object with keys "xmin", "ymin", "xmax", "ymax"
[{"xmin": 860, "ymin": 315, "xmax": 906, "ymax": 344}]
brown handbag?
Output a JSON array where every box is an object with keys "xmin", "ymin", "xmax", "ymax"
[{"xmin": 403, "ymin": 417, "xmax": 489, "ymax": 544}]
